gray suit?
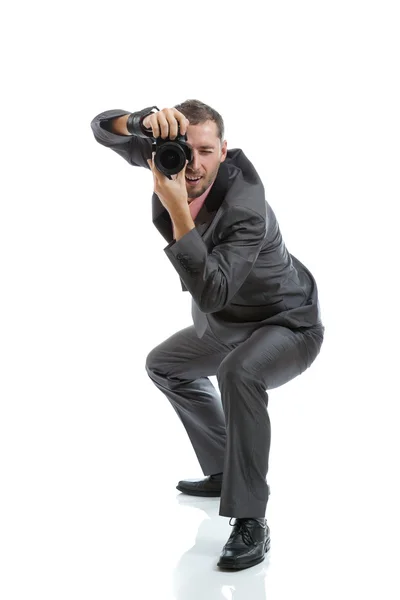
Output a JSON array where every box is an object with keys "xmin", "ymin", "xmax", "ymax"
[{"xmin": 91, "ymin": 108, "xmax": 325, "ymax": 517}]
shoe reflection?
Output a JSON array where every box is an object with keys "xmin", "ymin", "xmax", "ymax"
[{"xmin": 173, "ymin": 494, "xmax": 269, "ymax": 599}]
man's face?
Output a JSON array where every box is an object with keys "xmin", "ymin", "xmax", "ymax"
[{"xmin": 184, "ymin": 120, "xmax": 227, "ymax": 202}]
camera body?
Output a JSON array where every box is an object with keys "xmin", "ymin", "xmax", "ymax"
[
  {"xmin": 127, "ymin": 106, "xmax": 193, "ymax": 179},
  {"xmin": 150, "ymin": 130, "xmax": 192, "ymax": 179}
]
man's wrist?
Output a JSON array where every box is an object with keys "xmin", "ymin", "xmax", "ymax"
[
  {"xmin": 170, "ymin": 206, "xmax": 195, "ymax": 241},
  {"xmin": 127, "ymin": 107, "xmax": 158, "ymax": 136}
]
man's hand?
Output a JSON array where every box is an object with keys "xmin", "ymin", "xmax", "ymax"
[
  {"xmin": 142, "ymin": 108, "xmax": 190, "ymax": 139},
  {"xmin": 147, "ymin": 153, "xmax": 189, "ymax": 213}
]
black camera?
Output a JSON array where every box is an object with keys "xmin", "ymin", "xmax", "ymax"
[{"xmin": 127, "ymin": 106, "xmax": 193, "ymax": 180}]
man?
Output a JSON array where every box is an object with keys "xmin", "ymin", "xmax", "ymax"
[{"xmin": 90, "ymin": 100, "xmax": 325, "ymax": 571}]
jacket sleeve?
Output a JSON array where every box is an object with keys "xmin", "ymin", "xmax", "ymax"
[
  {"xmin": 90, "ymin": 108, "xmax": 152, "ymax": 169},
  {"xmin": 164, "ymin": 206, "xmax": 267, "ymax": 313}
]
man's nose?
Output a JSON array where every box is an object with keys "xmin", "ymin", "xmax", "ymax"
[{"xmin": 189, "ymin": 153, "xmax": 200, "ymax": 169}]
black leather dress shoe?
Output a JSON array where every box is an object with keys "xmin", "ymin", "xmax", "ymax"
[
  {"xmin": 177, "ymin": 475, "xmax": 271, "ymax": 500},
  {"xmin": 176, "ymin": 474, "xmax": 223, "ymax": 497},
  {"xmin": 217, "ymin": 518, "xmax": 271, "ymax": 570}
]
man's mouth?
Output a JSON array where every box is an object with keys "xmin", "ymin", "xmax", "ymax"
[{"xmin": 185, "ymin": 174, "xmax": 202, "ymax": 185}]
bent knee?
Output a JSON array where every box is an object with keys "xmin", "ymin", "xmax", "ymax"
[
  {"xmin": 144, "ymin": 347, "xmax": 162, "ymax": 373},
  {"xmin": 216, "ymin": 358, "xmax": 249, "ymax": 380}
]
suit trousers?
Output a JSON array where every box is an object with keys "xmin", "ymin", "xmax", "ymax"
[{"xmin": 145, "ymin": 321, "xmax": 324, "ymax": 518}]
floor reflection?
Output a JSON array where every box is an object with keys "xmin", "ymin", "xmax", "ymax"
[{"xmin": 172, "ymin": 494, "xmax": 270, "ymax": 599}]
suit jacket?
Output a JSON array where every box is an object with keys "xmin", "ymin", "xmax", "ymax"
[{"xmin": 90, "ymin": 108, "xmax": 324, "ymax": 343}]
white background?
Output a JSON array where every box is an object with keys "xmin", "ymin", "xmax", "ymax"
[{"xmin": 1, "ymin": 1, "xmax": 399, "ymax": 598}]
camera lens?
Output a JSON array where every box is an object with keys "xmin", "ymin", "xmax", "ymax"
[
  {"xmin": 156, "ymin": 143, "xmax": 186, "ymax": 175},
  {"xmin": 161, "ymin": 149, "xmax": 180, "ymax": 170}
]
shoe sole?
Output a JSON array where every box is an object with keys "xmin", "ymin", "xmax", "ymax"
[
  {"xmin": 176, "ymin": 484, "xmax": 221, "ymax": 497},
  {"xmin": 217, "ymin": 537, "xmax": 271, "ymax": 570},
  {"xmin": 176, "ymin": 484, "xmax": 269, "ymax": 499}
]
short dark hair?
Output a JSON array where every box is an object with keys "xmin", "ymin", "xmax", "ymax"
[{"xmin": 173, "ymin": 99, "xmax": 225, "ymax": 145}]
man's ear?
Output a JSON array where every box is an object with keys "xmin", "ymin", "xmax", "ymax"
[{"xmin": 220, "ymin": 140, "xmax": 228, "ymax": 162}]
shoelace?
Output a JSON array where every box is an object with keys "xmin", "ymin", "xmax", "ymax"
[{"xmin": 228, "ymin": 518, "xmax": 261, "ymax": 546}]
